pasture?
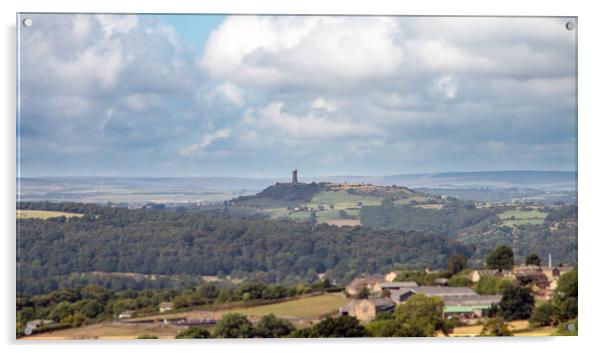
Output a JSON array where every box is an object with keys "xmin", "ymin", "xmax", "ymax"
[
  {"xmin": 414, "ymin": 203, "xmax": 444, "ymax": 209},
  {"xmin": 17, "ymin": 210, "xmax": 84, "ymax": 219},
  {"xmin": 20, "ymin": 323, "xmax": 181, "ymax": 340},
  {"xmin": 324, "ymin": 219, "xmax": 362, "ymax": 227},
  {"xmin": 221, "ymin": 294, "xmax": 347, "ymax": 320},
  {"xmin": 499, "ymin": 210, "xmax": 547, "ymax": 226},
  {"xmin": 446, "ymin": 320, "xmax": 556, "ymax": 337},
  {"xmin": 308, "ymin": 191, "xmax": 381, "ymax": 208}
]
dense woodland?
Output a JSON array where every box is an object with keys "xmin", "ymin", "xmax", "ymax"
[
  {"xmin": 361, "ymin": 201, "xmax": 577, "ymax": 265},
  {"xmin": 233, "ymin": 182, "xmax": 324, "ymax": 203},
  {"xmin": 17, "ymin": 202, "xmax": 472, "ymax": 295},
  {"xmin": 17, "ymin": 198, "xmax": 577, "ymax": 295},
  {"xmin": 360, "ymin": 200, "xmax": 498, "ymax": 235}
]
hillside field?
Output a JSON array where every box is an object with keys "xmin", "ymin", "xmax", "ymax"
[
  {"xmin": 221, "ymin": 293, "xmax": 347, "ymax": 320},
  {"xmin": 16, "ymin": 210, "xmax": 83, "ymax": 219},
  {"xmin": 499, "ymin": 209, "xmax": 547, "ymax": 226},
  {"xmin": 21, "ymin": 322, "xmax": 180, "ymax": 340},
  {"xmin": 445, "ymin": 320, "xmax": 556, "ymax": 337}
]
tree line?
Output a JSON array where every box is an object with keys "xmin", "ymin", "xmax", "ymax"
[
  {"xmin": 16, "ymin": 279, "xmax": 334, "ymax": 337},
  {"xmin": 17, "ymin": 202, "xmax": 472, "ymax": 295}
]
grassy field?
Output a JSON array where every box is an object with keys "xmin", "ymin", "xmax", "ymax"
[
  {"xmin": 499, "ymin": 210, "xmax": 547, "ymax": 226},
  {"xmin": 414, "ymin": 203, "xmax": 444, "ymax": 209},
  {"xmin": 268, "ymin": 208, "xmax": 311, "ymax": 221},
  {"xmin": 446, "ymin": 320, "xmax": 556, "ymax": 337},
  {"xmin": 21, "ymin": 323, "xmax": 181, "ymax": 340},
  {"xmin": 131, "ymin": 294, "xmax": 347, "ymax": 324},
  {"xmin": 324, "ymin": 219, "xmax": 362, "ymax": 227},
  {"xmin": 393, "ymin": 195, "xmax": 430, "ymax": 205},
  {"xmin": 309, "ymin": 191, "xmax": 380, "ymax": 206},
  {"xmin": 265, "ymin": 191, "xmax": 371, "ymax": 223},
  {"xmin": 220, "ymin": 294, "xmax": 347, "ymax": 320},
  {"xmin": 248, "ymin": 190, "xmax": 436, "ymax": 224},
  {"xmin": 17, "ymin": 210, "xmax": 84, "ymax": 219}
]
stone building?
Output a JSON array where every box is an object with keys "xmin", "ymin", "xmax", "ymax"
[{"xmin": 339, "ymin": 298, "xmax": 396, "ymax": 322}]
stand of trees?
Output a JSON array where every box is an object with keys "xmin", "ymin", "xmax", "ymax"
[
  {"xmin": 16, "ymin": 279, "xmax": 332, "ymax": 337},
  {"xmin": 529, "ymin": 268, "xmax": 578, "ymax": 327},
  {"xmin": 233, "ymin": 182, "xmax": 324, "ymax": 203},
  {"xmin": 486, "ymin": 245, "xmax": 515, "ymax": 270},
  {"xmin": 17, "ymin": 202, "xmax": 472, "ymax": 295},
  {"xmin": 360, "ymin": 201, "xmax": 498, "ymax": 235},
  {"xmin": 366, "ymin": 294, "xmax": 453, "ymax": 337}
]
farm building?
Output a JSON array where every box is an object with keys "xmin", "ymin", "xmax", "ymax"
[
  {"xmin": 542, "ymin": 266, "xmax": 575, "ymax": 290},
  {"xmin": 434, "ymin": 278, "xmax": 449, "ymax": 286},
  {"xmin": 25, "ymin": 319, "xmax": 54, "ymax": 330},
  {"xmin": 389, "ymin": 286, "xmax": 479, "ymax": 304},
  {"xmin": 24, "ymin": 319, "xmax": 55, "ymax": 335},
  {"xmin": 118, "ymin": 310, "xmax": 135, "ymax": 319},
  {"xmin": 345, "ymin": 275, "xmax": 386, "ymax": 296},
  {"xmin": 442, "ymin": 295, "xmax": 502, "ymax": 319},
  {"xmin": 374, "ymin": 281, "xmax": 418, "ymax": 292},
  {"xmin": 512, "ymin": 266, "xmax": 550, "ymax": 288},
  {"xmin": 388, "ymin": 286, "xmax": 502, "ymax": 321},
  {"xmin": 339, "ymin": 298, "xmax": 396, "ymax": 322},
  {"xmin": 469, "ymin": 269, "xmax": 512, "ymax": 283},
  {"xmin": 159, "ymin": 302, "xmax": 174, "ymax": 313},
  {"xmin": 508, "ymin": 265, "xmax": 575, "ymax": 296}
]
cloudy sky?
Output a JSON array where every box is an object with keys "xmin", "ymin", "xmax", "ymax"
[{"xmin": 18, "ymin": 14, "xmax": 577, "ymax": 178}]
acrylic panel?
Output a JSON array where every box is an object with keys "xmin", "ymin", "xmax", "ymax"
[{"xmin": 16, "ymin": 14, "xmax": 577, "ymax": 339}]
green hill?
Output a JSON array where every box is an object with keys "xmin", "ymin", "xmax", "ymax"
[{"xmin": 229, "ymin": 182, "xmax": 436, "ymax": 224}]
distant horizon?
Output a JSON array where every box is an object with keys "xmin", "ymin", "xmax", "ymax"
[{"xmin": 18, "ymin": 169, "xmax": 578, "ymax": 180}]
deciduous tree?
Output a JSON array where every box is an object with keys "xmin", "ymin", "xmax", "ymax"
[{"xmin": 486, "ymin": 245, "xmax": 514, "ymax": 270}]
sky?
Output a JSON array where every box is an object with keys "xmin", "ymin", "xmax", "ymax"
[{"xmin": 17, "ymin": 14, "xmax": 577, "ymax": 178}]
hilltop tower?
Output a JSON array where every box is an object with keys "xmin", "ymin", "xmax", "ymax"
[{"xmin": 292, "ymin": 169, "xmax": 298, "ymax": 184}]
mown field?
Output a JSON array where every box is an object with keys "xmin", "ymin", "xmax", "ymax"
[
  {"xmin": 21, "ymin": 323, "xmax": 180, "ymax": 340},
  {"xmin": 499, "ymin": 210, "xmax": 547, "ymax": 226},
  {"xmin": 140, "ymin": 294, "xmax": 347, "ymax": 323},
  {"xmin": 17, "ymin": 210, "xmax": 84, "ymax": 219},
  {"xmin": 221, "ymin": 293, "xmax": 347, "ymax": 320},
  {"xmin": 446, "ymin": 320, "xmax": 556, "ymax": 337}
]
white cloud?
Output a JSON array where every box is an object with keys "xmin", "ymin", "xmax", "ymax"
[
  {"xmin": 48, "ymin": 95, "xmax": 91, "ymax": 119},
  {"xmin": 242, "ymin": 101, "xmax": 385, "ymax": 140},
  {"xmin": 215, "ymin": 82, "xmax": 245, "ymax": 106},
  {"xmin": 98, "ymin": 109, "xmax": 114, "ymax": 131},
  {"xmin": 72, "ymin": 15, "xmax": 92, "ymax": 40},
  {"xmin": 95, "ymin": 14, "xmax": 138, "ymax": 36},
  {"xmin": 178, "ymin": 128, "xmax": 232, "ymax": 157},
  {"xmin": 413, "ymin": 40, "xmax": 493, "ymax": 72},
  {"xmin": 311, "ymin": 97, "xmax": 338, "ymax": 112},
  {"xmin": 123, "ymin": 93, "xmax": 163, "ymax": 112},
  {"xmin": 434, "ymin": 75, "xmax": 459, "ymax": 99},
  {"xmin": 200, "ymin": 16, "xmax": 404, "ymax": 88},
  {"xmin": 19, "ymin": 15, "xmax": 577, "ymax": 176}
]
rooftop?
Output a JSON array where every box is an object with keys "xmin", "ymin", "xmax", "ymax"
[
  {"xmin": 342, "ymin": 297, "xmax": 397, "ymax": 311},
  {"xmin": 444, "ymin": 295, "xmax": 502, "ymax": 306},
  {"xmin": 412, "ymin": 286, "xmax": 477, "ymax": 296},
  {"xmin": 379, "ymin": 281, "xmax": 418, "ymax": 288}
]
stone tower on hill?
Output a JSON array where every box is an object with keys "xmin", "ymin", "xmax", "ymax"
[{"xmin": 292, "ymin": 169, "xmax": 298, "ymax": 184}]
